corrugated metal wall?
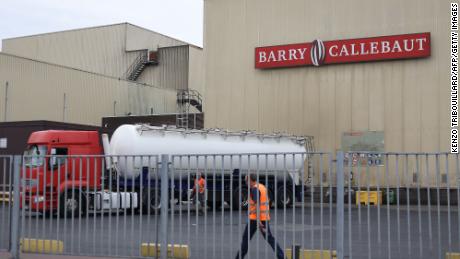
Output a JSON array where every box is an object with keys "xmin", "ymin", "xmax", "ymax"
[
  {"xmin": 125, "ymin": 23, "xmax": 186, "ymax": 51},
  {"xmin": 1, "ymin": 23, "xmax": 197, "ymax": 90},
  {"xmin": 137, "ymin": 45, "xmax": 190, "ymax": 90},
  {"xmin": 0, "ymin": 53, "xmax": 176, "ymax": 126},
  {"xmin": 159, "ymin": 46, "xmax": 189, "ymax": 90},
  {"xmin": 204, "ymin": 0, "xmax": 452, "ymax": 186},
  {"xmin": 125, "ymin": 24, "xmax": 194, "ymax": 89},
  {"xmin": 2, "ymin": 24, "xmax": 130, "ymax": 79},
  {"xmin": 204, "ymin": 0, "xmax": 449, "ymax": 152},
  {"xmin": 188, "ymin": 46, "xmax": 205, "ymax": 95}
]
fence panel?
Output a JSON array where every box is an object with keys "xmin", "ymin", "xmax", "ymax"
[
  {"xmin": 344, "ymin": 152, "xmax": 460, "ymax": 259},
  {"xmin": 0, "ymin": 156, "xmax": 13, "ymax": 252},
  {"xmin": 169, "ymin": 152, "xmax": 335, "ymax": 259},
  {"xmin": 15, "ymin": 152, "xmax": 336, "ymax": 259},
  {"xmin": 6, "ymin": 151, "xmax": 459, "ymax": 259},
  {"xmin": 18, "ymin": 155, "xmax": 163, "ymax": 258}
]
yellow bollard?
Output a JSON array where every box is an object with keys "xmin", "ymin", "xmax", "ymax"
[
  {"xmin": 285, "ymin": 248, "xmax": 337, "ymax": 259},
  {"xmin": 20, "ymin": 238, "xmax": 63, "ymax": 254},
  {"xmin": 140, "ymin": 243, "xmax": 190, "ymax": 258}
]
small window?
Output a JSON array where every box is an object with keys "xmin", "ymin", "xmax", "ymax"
[
  {"xmin": 0, "ymin": 138, "xmax": 7, "ymax": 148},
  {"xmin": 54, "ymin": 148, "xmax": 68, "ymax": 156}
]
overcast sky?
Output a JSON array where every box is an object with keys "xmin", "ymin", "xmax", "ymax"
[{"xmin": 0, "ymin": 0, "xmax": 203, "ymax": 50}]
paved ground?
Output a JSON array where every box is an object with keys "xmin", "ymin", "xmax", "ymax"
[
  {"xmin": 1, "ymin": 202, "xmax": 459, "ymax": 259},
  {"xmin": 0, "ymin": 251, "xmax": 117, "ymax": 259}
]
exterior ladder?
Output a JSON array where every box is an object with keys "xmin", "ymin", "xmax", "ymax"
[{"xmin": 176, "ymin": 89, "xmax": 203, "ymax": 129}]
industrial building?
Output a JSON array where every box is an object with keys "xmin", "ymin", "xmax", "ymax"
[
  {"xmin": 0, "ymin": 23, "xmax": 204, "ymax": 126},
  {"xmin": 203, "ymin": 0, "xmax": 453, "ymax": 187},
  {"xmin": 204, "ymin": 0, "xmax": 448, "ymax": 153},
  {"xmin": 0, "ymin": 3, "xmax": 454, "ymax": 188}
]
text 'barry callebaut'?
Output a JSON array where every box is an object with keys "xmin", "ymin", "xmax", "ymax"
[{"xmin": 255, "ymin": 32, "xmax": 430, "ymax": 69}]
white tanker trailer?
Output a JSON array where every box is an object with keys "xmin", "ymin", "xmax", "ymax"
[
  {"xmin": 108, "ymin": 125, "xmax": 306, "ymax": 177},
  {"xmin": 104, "ymin": 124, "xmax": 314, "ymax": 210}
]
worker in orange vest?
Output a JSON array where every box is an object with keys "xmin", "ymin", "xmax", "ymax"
[
  {"xmin": 234, "ymin": 173, "xmax": 285, "ymax": 259},
  {"xmin": 191, "ymin": 172, "xmax": 206, "ymax": 214}
]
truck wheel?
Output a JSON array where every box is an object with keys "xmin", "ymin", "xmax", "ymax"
[
  {"xmin": 276, "ymin": 185, "xmax": 293, "ymax": 208},
  {"xmin": 207, "ymin": 201, "xmax": 222, "ymax": 210},
  {"xmin": 41, "ymin": 211, "xmax": 54, "ymax": 218},
  {"xmin": 59, "ymin": 190, "xmax": 85, "ymax": 218},
  {"xmin": 143, "ymin": 189, "xmax": 162, "ymax": 214},
  {"xmin": 231, "ymin": 186, "xmax": 249, "ymax": 210}
]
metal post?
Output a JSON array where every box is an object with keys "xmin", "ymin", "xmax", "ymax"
[
  {"xmin": 160, "ymin": 154, "xmax": 169, "ymax": 259},
  {"xmin": 4, "ymin": 81, "xmax": 8, "ymax": 122},
  {"xmin": 336, "ymin": 151, "xmax": 344, "ymax": 259},
  {"xmin": 194, "ymin": 113, "xmax": 196, "ymax": 129},
  {"xmin": 63, "ymin": 93, "xmax": 67, "ymax": 122},
  {"xmin": 113, "ymin": 101, "xmax": 117, "ymax": 116},
  {"xmin": 292, "ymin": 244, "xmax": 300, "ymax": 259},
  {"xmin": 10, "ymin": 155, "xmax": 21, "ymax": 259}
]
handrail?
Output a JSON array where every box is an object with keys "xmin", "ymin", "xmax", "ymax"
[
  {"xmin": 176, "ymin": 89, "xmax": 203, "ymax": 129},
  {"xmin": 177, "ymin": 89, "xmax": 203, "ymax": 105},
  {"xmin": 124, "ymin": 50, "xmax": 148, "ymax": 80}
]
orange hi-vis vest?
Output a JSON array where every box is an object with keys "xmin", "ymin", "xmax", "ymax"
[
  {"xmin": 195, "ymin": 177, "xmax": 205, "ymax": 194},
  {"xmin": 249, "ymin": 183, "xmax": 270, "ymax": 221}
]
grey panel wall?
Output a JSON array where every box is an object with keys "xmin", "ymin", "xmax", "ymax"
[
  {"xmin": 160, "ymin": 46, "xmax": 189, "ymax": 90},
  {"xmin": 204, "ymin": 0, "xmax": 449, "ymax": 153},
  {"xmin": 2, "ymin": 24, "xmax": 130, "ymax": 79},
  {"xmin": 125, "ymin": 24, "xmax": 186, "ymax": 51},
  {"xmin": 138, "ymin": 45, "xmax": 190, "ymax": 90},
  {"xmin": 188, "ymin": 46, "xmax": 205, "ymax": 95},
  {"xmin": 2, "ymin": 23, "xmax": 191, "ymax": 86},
  {"xmin": 204, "ymin": 0, "xmax": 452, "ymax": 186},
  {"xmin": 0, "ymin": 53, "xmax": 176, "ymax": 126}
]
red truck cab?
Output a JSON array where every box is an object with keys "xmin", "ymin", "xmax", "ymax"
[{"xmin": 21, "ymin": 130, "xmax": 103, "ymax": 214}]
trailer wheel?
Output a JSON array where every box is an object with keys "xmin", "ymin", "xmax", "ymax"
[
  {"xmin": 276, "ymin": 185, "xmax": 293, "ymax": 208},
  {"xmin": 143, "ymin": 189, "xmax": 162, "ymax": 214},
  {"xmin": 41, "ymin": 211, "xmax": 54, "ymax": 218},
  {"xmin": 232, "ymin": 186, "xmax": 249, "ymax": 210},
  {"xmin": 207, "ymin": 201, "xmax": 222, "ymax": 210},
  {"xmin": 59, "ymin": 190, "xmax": 86, "ymax": 218}
]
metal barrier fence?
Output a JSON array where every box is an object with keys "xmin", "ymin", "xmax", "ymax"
[
  {"xmin": 17, "ymin": 155, "xmax": 161, "ymax": 258},
  {"xmin": 344, "ymin": 152, "xmax": 460, "ymax": 259},
  {"xmin": 0, "ymin": 156, "xmax": 13, "ymax": 252},
  {"xmin": 0, "ymin": 152, "xmax": 459, "ymax": 259}
]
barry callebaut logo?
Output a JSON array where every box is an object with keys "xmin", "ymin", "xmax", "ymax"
[
  {"xmin": 255, "ymin": 32, "xmax": 431, "ymax": 69},
  {"xmin": 310, "ymin": 39, "xmax": 325, "ymax": 66}
]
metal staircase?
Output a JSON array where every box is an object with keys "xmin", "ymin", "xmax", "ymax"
[
  {"xmin": 176, "ymin": 89, "xmax": 203, "ymax": 129},
  {"xmin": 125, "ymin": 50, "xmax": 158, "ymax": 81}
]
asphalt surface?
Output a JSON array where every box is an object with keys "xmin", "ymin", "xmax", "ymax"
[{"xmin": 0, "ymin": 202, "xmax": 459, "ymax": 259}]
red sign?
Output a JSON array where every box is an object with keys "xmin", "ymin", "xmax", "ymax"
[{"xmin": 255, "ymin": 32, "xmax": 431, "ymax": 69}]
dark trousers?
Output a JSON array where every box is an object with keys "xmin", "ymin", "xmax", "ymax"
[{"xmin": 235, "ymin": 220, "xmax": 285, "ymax": 259}]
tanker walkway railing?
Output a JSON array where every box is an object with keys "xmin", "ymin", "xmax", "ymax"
[{"xmin": 3, "ymin": 152, "xmax": 460, "ymax": 259}]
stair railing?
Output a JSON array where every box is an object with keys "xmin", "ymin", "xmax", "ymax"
[{"xmin": 124, "ymin": 50, "xmax": 148, "ymax": 81}]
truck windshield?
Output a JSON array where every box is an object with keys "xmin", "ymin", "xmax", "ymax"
[{"xmin": 23, "ymin": 145, "xmax": 47, "ymax": 167}]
